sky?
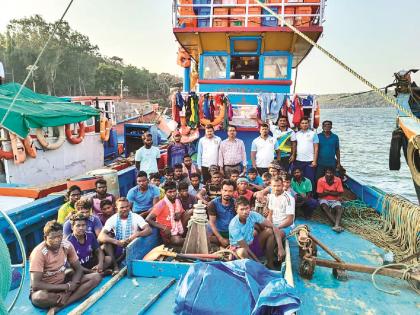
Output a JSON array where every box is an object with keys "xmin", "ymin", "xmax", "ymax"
[{"xmin": 1, "ymin": 0, "xmax": 419, "ymax": 94}]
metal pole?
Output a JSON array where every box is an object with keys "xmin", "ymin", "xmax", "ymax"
[{"xmin": 184, "ymin": 67, "xmax": 191, "ymax": 93}]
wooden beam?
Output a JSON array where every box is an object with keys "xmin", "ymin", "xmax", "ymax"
[
  {"xmin": 68, "ymin": 267, "xmax": 127, "ymax": 315},
  {"xmin": 290, "ymin": 33, "xmax": 298, "ymax": 53},
  {"xmin": 314, "ymin": 258, "xmax": 420, "ymax": 282}
]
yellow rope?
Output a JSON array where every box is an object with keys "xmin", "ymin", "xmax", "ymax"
[
  {"xmin": 255, "ymin": 1, "xmax": 420, "ymax": 124},
  {"xmin": 382, "ymin": 194, "xmax": 420, "ymax": 262},
  {"xmin": 371, "ymin": 263, "xmax": 420, "ymax": 295}
]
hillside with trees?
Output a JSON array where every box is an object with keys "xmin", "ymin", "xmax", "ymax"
[{"xmin": 0, "ymin": 15, "xmax": 181, "ymax": 104}]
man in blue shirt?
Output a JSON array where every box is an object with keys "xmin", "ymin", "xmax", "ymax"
[
  {"xmin": 247, "ymin": 167, "xmax": 264, "ymax": 192},
  {"xmin": 229, "ymin": 197, "xmax": 283, "ymax": 269},
  {"xmin": 127, "ymin": 171, "xmax": 160, "ymax": 217},
  {"xmin": 316, "ymin": 120, "xmax": 341, "ymax": 181},
  {"xmin": 207, "ymin": 179, "xmax": 236, "ymax": 247}
]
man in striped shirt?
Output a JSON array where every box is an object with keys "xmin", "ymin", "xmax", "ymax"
[{"xmin": 218, "ymin": 125, "xmax": 247, "ymax": 179}]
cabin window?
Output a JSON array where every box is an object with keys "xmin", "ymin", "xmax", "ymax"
[
  {"xmin": 202, "ymin": 56, "xmax": 228, "ymax": 79},
  {"xmin": 263, "ymin": 56, "xmax": 288, "ymax": 79},
  {"xmin": 230, "ymin": 56, "xmax": 259, "ymax": 80}
]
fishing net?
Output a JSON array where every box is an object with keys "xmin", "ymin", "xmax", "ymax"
[{"xmin": 312, "ymin": 195, "xmax": 420, "ymax": 263}]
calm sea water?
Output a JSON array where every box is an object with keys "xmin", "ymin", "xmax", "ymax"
[{"xmin": 320, "ymin": 107, "xmax": 417, "ymax": 203}]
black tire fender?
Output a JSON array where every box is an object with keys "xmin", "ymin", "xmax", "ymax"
[{"xmin": 389, "ymin": 128, "xmax": 403, "ymax": 170}]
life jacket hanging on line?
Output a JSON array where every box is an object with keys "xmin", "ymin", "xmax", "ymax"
[{"xmin": 292, "ymin": 96, "xmax": 304, "ymax": 127}]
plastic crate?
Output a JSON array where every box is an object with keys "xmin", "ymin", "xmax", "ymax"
[
  {"xmin": 262, "ymin": 7, "xmax": 278, "ymax": 27},
  {"xmin": 213, "ymin": 7, "xmax": 229, "ymax": 27},
  {"xmin": 193, "ymin": 0, "xmax": 211, "ymax": 14},
  {"xmin": 230, "ymin": 7, "xmax": 245, "ymax": 27},
  {"xmin": 295, "ymin": 6, "xmax": 311, "ymax": 27},
  {"xmin": 197, "ymin": 18, "xmax": 210, "ymax": 27}
]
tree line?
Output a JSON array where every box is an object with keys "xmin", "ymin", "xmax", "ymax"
[{"xmin": 0, "ymin": 15, "xmax": 181, "ymax": 102}]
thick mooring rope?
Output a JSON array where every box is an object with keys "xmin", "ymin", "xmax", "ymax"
[{"xmin": 382, "ymin": 194, "xmax": 420, "ymax": 262}]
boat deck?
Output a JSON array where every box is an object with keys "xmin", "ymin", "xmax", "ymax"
[{"xmin": 6, "ymin": 219, "xmax": 418, "ymax": 314}]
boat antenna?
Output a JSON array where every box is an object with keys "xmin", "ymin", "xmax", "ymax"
[
  {"xmin": 255, "ymin": 1, "xmax": 420, "ymax": 123},
  {"xmin": 0, "ymin": 0, "xmax": 75, "ymax": 128}
]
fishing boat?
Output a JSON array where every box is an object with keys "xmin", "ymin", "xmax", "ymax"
[{"xmin": 1, "ymin": 1, "xmax": 419, "ymax": 314}]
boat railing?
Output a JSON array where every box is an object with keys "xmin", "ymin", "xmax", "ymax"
[{"xmin": 173, "ymin": 0, "xmax": 326, "ymax": 29}]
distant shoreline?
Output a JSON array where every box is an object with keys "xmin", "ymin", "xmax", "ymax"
[{"xmin": 317, "ymin": 90, "xmax": 394, "ymax": 108}]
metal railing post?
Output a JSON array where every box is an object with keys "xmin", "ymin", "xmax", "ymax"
[
  {"xmin": 245, "ymin": 0, "xmax": 249, "ymax": 27},
  {"xmin": 281, "ymin": 0, "xmax": 285, "ymax": 27},
  {"xmin": 210, "ymin": 0, "xmax": 214, "ymax": 27},
  {"xmin": 320, "ymin": 0, "xmax": 325, "ymax": 26}
]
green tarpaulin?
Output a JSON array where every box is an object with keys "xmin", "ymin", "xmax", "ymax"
[{"xmin": 0, "ymin": 83, "xmax": 99, "ymax": 138}]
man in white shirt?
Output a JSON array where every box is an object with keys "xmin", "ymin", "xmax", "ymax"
[
  {"xmin": 251, "ymin": 123, "xmax": 275, "ymax": 175},
  {"xmin": 135, "ymin": 132, "xmax": 160, "ymax": 176},
  {"xmin": 266, "ymin": 177, "xmax": 295, "ymax": 240},
  {"xmin": 290, "ymin": 117, "xmax": 319, "ymax": 188},
  {"xmin": 98, "ymin": 197, "xmax": 152, "ymax": 274},
  {"xmin": 197, "ymin": 124, "xmax": 221, "ymax": 183}
]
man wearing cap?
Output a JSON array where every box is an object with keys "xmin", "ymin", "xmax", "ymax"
[
  {"xmin": 197, "ymin": 125, "xmax": 221, "ymax": 183},
  {"xmin": 218, "ymin": 125, "xmax": 247, "ymax": 179}
]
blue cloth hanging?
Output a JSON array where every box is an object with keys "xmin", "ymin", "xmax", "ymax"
[
  {"xmin": 203, "ymin": 94, "xmax": 211, "ymax": 119},
  {"xmin": 176, "ymin": 91, "xmax": 185, "ymax": 110}
]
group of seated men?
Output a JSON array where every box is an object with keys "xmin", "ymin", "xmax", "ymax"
[{"xmin": 29, "ymin": 121, "xmax": 345, "ymax": 313}]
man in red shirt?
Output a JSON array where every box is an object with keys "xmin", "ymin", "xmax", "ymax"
[
  {"xmin": 146, "ymin": 181, "xmax": 190, "ymax": 246},
  {"xmin": 316, "ymin": 167, "xmax": 344, "ymax": 233},
  {"xmin": 233, "ymin": 177, "xmax": 254, "ymax": 204}
]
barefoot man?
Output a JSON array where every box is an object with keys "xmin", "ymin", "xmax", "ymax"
[{"xmin": 29, "ymin": 221, "xmax": 102, "ymax": 314}]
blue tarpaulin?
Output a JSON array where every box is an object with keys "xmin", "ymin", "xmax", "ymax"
[{"xmin": 174, "ymin": 259, "xmax": 300, "ymax": 315}]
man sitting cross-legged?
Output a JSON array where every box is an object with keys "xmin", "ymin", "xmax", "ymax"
[
  {"xmin": 146, "ymin": 181, "xmax": 191, "ymax": 247},
  {"xmin": 229, "ymin": 197, "xmax": 283, "ymax": 269},
  {"xmin": 207, "ymin": 179, "xmax": 237, "ymax": 247},
  {"xmin": 66, "ymin": 212, "xmax": 112, "ymax": 275},
  {"xmin": 317, "ymin": 167, "xmax": 345, "ymax": 233},
  {"xmin": 29, "ymin": 220, "xmax": 102, "ymax": 315},
  {"xmin": 98, "ymin": 197, "xmax": 152, "ymax": 274}
]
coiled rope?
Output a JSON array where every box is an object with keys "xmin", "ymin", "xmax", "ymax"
[
  {"xmin": 382, "ymin": 194, "xmax": 420, "ymax": 262},
  {"xmin": 256, "ymin": 1, "xmax": 420, "ymax": 124}
]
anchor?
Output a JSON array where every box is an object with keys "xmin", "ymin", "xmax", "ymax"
[{"xmin": 292, "ymin": 225, "xmax": 420, "ymax": 291}]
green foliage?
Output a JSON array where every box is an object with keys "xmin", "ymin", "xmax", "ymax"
[{"xmin": 0, "ymin": 15, "xmax": 181, "ymax": 99}]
